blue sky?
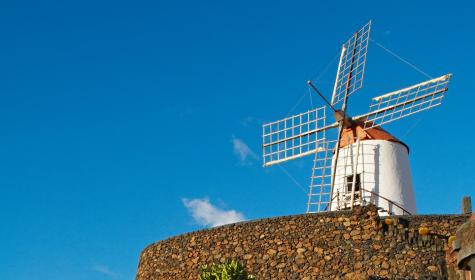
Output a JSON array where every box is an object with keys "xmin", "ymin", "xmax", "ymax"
[{"xmin": 1, "ymin": 0, "xmax": 474, "ymax": 279}]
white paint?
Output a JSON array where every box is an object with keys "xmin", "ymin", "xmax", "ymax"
[
  {"xmin": 372, "ymin": 74, "xmax": 451, "ymax": 101},
  {"xmin": 331, "ymin": 45, "xmax": 346, "ymax": 104},
  {"xmin": 330, "ymin": 140, "xmax": 416, "ymax": 215}
]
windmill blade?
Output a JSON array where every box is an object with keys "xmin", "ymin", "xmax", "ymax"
[
  {"xmin": 362, "ymin": 74, "xmax": 452, "ymax": 129},
  {"xmin": 331, "ymin": 21, "xmax": 372, "ymax": 106},
  {"xmin": 306, "ymin": 139, "xmax": 337, "ymax": 213},
  {"xmin": 262, "ymin": 106, "xmax": 333, "ymax": 167}
]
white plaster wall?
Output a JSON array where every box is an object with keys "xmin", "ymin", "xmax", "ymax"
[{"xmin": 329, "ymin": 140, "xmax": 417, "ymax": 215}]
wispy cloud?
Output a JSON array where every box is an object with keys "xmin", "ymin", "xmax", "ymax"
[
  {"xmin": 93, "ymin": 264, "xmax": 120, "ymax": 279},
  {"xmin": 239, "ymin": 116, "xmax": 254, "ymax": 127},
  {"xmin": 182, "ymin": 198, "xmax": 245, "ymax": 227},
  {"xmin": 232, "ymin": 137, "xmax": 258, "ymax": 165}
]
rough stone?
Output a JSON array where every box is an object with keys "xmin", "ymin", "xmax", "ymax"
[{"xmin": 135, "ymin": 205, "xmax": 468, "ymax": 280}]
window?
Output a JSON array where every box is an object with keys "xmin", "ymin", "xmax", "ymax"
[{"xmin": 346, "ymin": 174, "xmax": 361, "ymax": 194}]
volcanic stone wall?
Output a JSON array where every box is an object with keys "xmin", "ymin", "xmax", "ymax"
[{"xmin": 136, "ymin": 205, "xmax": 468, "ymax": 279}]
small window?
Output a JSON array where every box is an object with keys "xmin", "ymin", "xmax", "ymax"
[{"xmin": 346, "ymin": 174, "xmax": 361, "ymax": 193}]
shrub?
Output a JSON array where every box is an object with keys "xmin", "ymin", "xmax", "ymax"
[{"xmin": 199, "ymin": 260, "xmax": 255, "ymax": 280}]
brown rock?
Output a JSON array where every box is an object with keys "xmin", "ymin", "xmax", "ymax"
[
  {"xmin": 372, "ymin": 244, "xmax": 382, "ymax": 250},
  {"xmin": 296, "ymin": 248, "xmax": 306, "ymax": 254},
  {"xmin": 267, "ymin": 248, "xmax": 277, "ymax": 255},
  {"xmin": 314, "ymin": 247, "xmax": 324, "ymax": 254},
  {"xmin": 276, "ymin": 263, "xmax": 286, "ymax": 269}
]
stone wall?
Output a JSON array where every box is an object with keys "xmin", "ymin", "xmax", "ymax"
[{"xmin": 136, "ymin": 205, "xmax": 468, "ymax": 279}]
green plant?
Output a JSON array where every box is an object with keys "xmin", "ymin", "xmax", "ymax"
[{"xmin": 199, "ymin": 260, "xmax": 255, "ymax": 280}]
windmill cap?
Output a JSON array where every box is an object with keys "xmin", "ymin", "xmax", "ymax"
[{"xmin": 339, "ymin": 120, "xmax": 409, "ymax": 153}]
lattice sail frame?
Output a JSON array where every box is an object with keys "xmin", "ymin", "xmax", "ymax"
[
  {"xmin": 331, "ymin": 21, "xmax": 371, "ymax": 106},
  {"xmin": 363, "ymin": 74, "xmax": 452, "ymax": 129},
  {"xmin": 262, "ymin": 106, "xmax": 327, "ymax": 167},
  {"xmin": 307, "ymin": 20, "xmax": 372, "ymax": 213},
  {"xmin": 306, "ymin": 140, "xmax": 336, "ymax": 213}
]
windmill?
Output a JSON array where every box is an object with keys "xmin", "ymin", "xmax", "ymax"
[{"xmin": 262, "ymin": 21, "xmax": 452, "ymax": 215}]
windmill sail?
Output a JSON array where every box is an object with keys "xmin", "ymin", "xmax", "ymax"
[
  {"xmin": 331, "ymin": 21, "xmax": 372, "ymax": 106},
  {"xmin": 262, "ymin": 106, "xmax": 329, "ymax": 167},
  {"xmin": 362, "ymin": 74, "xmax": 451, "ymax": 129},
  {"xmin": 307, "ymin": 140, "xmax": 337, "ymax": 213}
]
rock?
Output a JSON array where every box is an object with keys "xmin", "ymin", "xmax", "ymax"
[
  {"xmin": 296, "ymin": 248, "xmax": 306, "ymax": 254},
  {"xmin": 314, "ymin": 247, "xmax": 324, "ymax": 254},
  {"xmin": 276, "ymin": 263, "xmax": 286, "ymax": 269},
  {"xmin": 135, "ymin": 204, "xmax": 467, "ymax": 280},
  {"xmin": 267, "ymin": 248, "xmax": 277, "ymax": 255},
  {"xmin": 296, "ymin": 256, "xmax": 306, "ymax": 264},
  {"xmin": 372, "ymin": 244, "xmax": 382, "ymax": 250}
]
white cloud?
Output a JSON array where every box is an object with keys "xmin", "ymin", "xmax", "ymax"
[
  {"xmin": 232, "ymin": 137, "xmax": 258, "ymax": 165},
  {"xmin": 239, "ymin": 116, "xmax": 254, "ymax": 127},
  {"xmin": 182, "ymin": 198, "xmax": 245, "ymax": 227},
  {"xmin": 93, "ymin": 264, "xmax": 119, "ymax": 278}
]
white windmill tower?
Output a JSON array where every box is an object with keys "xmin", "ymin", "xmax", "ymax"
[{"xmin": 262, "ymin": 21, "xmax": 452, "ymax": 215}]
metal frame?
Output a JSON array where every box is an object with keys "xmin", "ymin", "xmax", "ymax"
[
  {"xmin": 362, "ymin": 74, "xmax": 451, "ymax": 129},
  {"xmin": 262, "ymin": 106, "xmax": 326, "ymax": 166},
  {"xmin": 331, "ymin": 21, "xmax": 371, "ymax": 106},
  {"xmin": 307, "ymin": 140, "xmax": 336, "ymax": 213}
]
